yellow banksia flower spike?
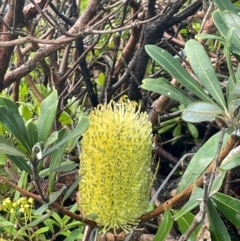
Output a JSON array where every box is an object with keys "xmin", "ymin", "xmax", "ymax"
[{"xmin": 78, "ymin": 100, "xmax": 152, "ymax": 234}]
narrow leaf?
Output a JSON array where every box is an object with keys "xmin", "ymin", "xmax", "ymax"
[
  {"xmin": 49, "ymin": 186, "xmax": 67, "ymax": 205},
  {"xmin": 142, "ymin": 78, "xmax": 194, "ymax": 106},
  {"xmin": 214, "ymin": 0, "xmax": 235, "ymax": 11},
  {"xmin": 42, "ymin": 114, "xmax": 89, "ymax": 158},
  {"xmin": 26, "ymin": 121, "xmax": 38, "ymax": 149},
  {"xmin": 48, "ymin": 128, "xmax": 69, "ymax": 192},
  {"xmin": 173, "ymin": 186, "xmax": 203, "ymax": 220},
  {"xmin": 213, "ymin": 10, "xmax": 240, "ymax": 55},
  {"xmin": 0, "ymin": 107, "xmax": 30, "ymax": 152},
  {"xmin": 207, "ymin": 198, "xmax": 231, "ymax": 241},
  {"xmin": 177, "ymin": 132, "xmax": 229, "ymax": 193},
  {"xmin": 0, "ymin": 143, "xmax": 27, "ymax": 157},
  {"xmin": 145, "ymin": 45, "xmax": 214, "ymax": 103},
  {"xmin": 212, "ymin": 192, "xmax": 240, "ymax": 227},
  {"xmin": 37, "ymin": 90, "xmax": 58, "ymax": 142},
  {"xmin": 223, "ymin": 11, "xmax": 240, "ymax": 40},
  {"xmin": 210, "ymin": 169, "xmax": 226, "ymax": 195},
  {"xmin": 182, "ymin": 102, "xmax": 223, "ymax": 123},
  {"xmin": 63, "ymin": 229, "xmax": 83, "ymax": 241},
  {"xmin": 7, "ymin": 155, "xmax": 32, "ymax": 173},
  {"xmin": 153, "ymin": 209, "xmax": 173, "ymax": 241},
  {"xmin": 172, "ymin": 210, "xmax": 202, "ymax": 241},
  {"xmin": 220, "ymin": 145, "xmax": 240, "ymax": 170},
  {"xmin": 185, "ymin": 40, "xmax": 226, "ymax": 110}
]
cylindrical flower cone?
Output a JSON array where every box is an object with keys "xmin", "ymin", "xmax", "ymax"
[{"xmin": 79, "ymin": 100, "xmax": 152, "ymax": 234}]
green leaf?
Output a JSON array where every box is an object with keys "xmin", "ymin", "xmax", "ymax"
[
  {"xmin": 187, "ymin": 123, "xmax": 199, "ymax": 139},
  {"xmin": 158, "ymin": 123, "xmax": 176, "ymax": 134},
  {"xmin": 213, "ymin": 10, "xmax": 240, "ymax": 55},
  {"xmin": 145, "ymin": 45, "xmax": 214, "ymax": 103},
  {"xmin": 14, "ymin": 211, "xmax": 54, "ymax": 240},
  {"xmin": 49, "ymin": 185, "xmax": 67, "ymax": 205},
  {"xmin": 0, "ymin": 107, "xmax": 30, "ymax": 152},
  {"xmin": 153, "ymin": 209, "xmax": 173, "ymax": 241},
  {"xmin": 212, "ymin": 192, "xmax": 240, "ymax": 227},
  {"xmin": 210, "ymin": 169, "xmax": 226, "ymax": 195},
  {"xmin": 185, "ymin": 40, "xmax": 226, "ymax": 110},
  {"xmin": 7, "ymin": 155, "xmax": 32, "ymax": 173},
  {"xmin": 48, "ymin": 128, "xmax": 69, "ymax": 192},
  {"xmin": 173, "ymin": 123, "xmax": 181, "ymax": 138},
  {"xmin": 182, "ymin": 102, "xmax": 223, "ymax": 123},
  {"xmin": 224, "ymin": 29, "xmax": 236, "ymax": 90},
  {"xmin": 223, "ymin": 11, "xmax": 240, "ymax": 40},
  {"xmin": 45, "ymin": 131, "xmax": 59, "ymax": 147},
  {"xmin": 37, "ymin": 90, "xmax": 58, "ymax": 142},
  {"xmin": 0, "ymin": 140, "xmax": 27, "ymax": 157},
  {"xmin": 173, "ymin": 186, "xmax": 203, "ymax": 220},
  {"xmin": 62, "ymin": 175, "xmax": 82, "ymax": 204},
  {"xmin": 195, "ymin": 33, "xmax": 224, "ymax": 41},
  {"xmin": 42, "ymin": 114, "xmax": 89, "ymax": 158},
  {"xmin": 34, "ymin": 203, "xmax": 48, "ymax": 215},
  {"xmin": 26, "ymin": 121, "xmax": 38, "ymax": 149},
  {"xmin": 220, "ymin": 146, "xmax": 240, "ymax": 170},
  {"xmin": 176, "ymin": 132, "xmax": 229, "ymax": 193},
  {"xmin": 172, "ymin": 210, "xmax": 202, "ymax": 241},
  {"xmin": 63, "ymin": 229, "xmax": 84, "ymax": 241},
  {"xmin": 207, "ymin": 198, "xmax": 231, "ymax": 241},
  {"xmin": 33, "ymin": 226, "xmax": 50, "ymax": 235},
  {"xmin": 40, "ymin": 163, "xmax": 78, "ymax": 177},
  {"xmin": 59, "ymin": 111, "xmax": 73, "ymax": 125},
  {"xmin": 141, "ymin": 78, "xmax": 194, "ymax": 106},
  {"xmin": 214, "ymin": 0, "xmax": 235, "ymax": 11}
]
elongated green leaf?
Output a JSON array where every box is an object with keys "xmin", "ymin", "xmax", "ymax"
[
  {"xmin": 7, "ymin": 155, "xmax": 32, "ymax": 173},
  {"xmin": 177, "ymin": 132, "xmax": 229, "ymax": 193},
  {"xmin": 26, "ymin": 121, "xmax": 38, "ymax": 149},
  {"xmin": 49, "ymin": 186, "xmax": 67, "ymax": 205},
  {"xmin": 214, "ymin": 0, "xmax": 235, "ymax": 11},
  {"xmin": 64, "ymin": 229, "xmax": 83, "ymax": 241},
  {"xmin": 145, "ymin": 45, "xmax": 214, "ymax": 103},
  {"xmin": 0, "ymin": 135, "xmax": 27, "ymax": 156},
  {"xmin": 207, "ymin": 198, "xmax": 231, "ymax": 241},
  {"xmin": 174, "ymin": 186, "xmax": 203, "ymax": 220},
  {"xmin": 220, "ymin": 146, "xmax": 240, "ymax": 170},
  {"xmin": 212, "ymin": 192, "xmax": 240, "ymax": 227},
  {"xmin": 172, "ymin": 210, "xmax": 202, "ymax": 241},
  {"xmin": 48, "ymin": 128, "xmax": 69, "ymax": 192},
  {"xmin": 210, "ymin": 169, "xmax": 226, "ymax": 195},
  {"xmin": 195, "ymin": 33, "xmax": 224, "ymax": 41},
  {"xmin": 0, "ymin": 143, "xmax": 27, "ymax": 157},
  {"xmin": 0, "ymin": 107, "xmax": 30, "ymax": 152},
  {"xmin": 153, "ymin": 209, "xmax": 173, "ymax": 241},
  {"xmin": 45, "ymin": 131, "xmax": 59, "ymax": 146},
  {"xmin": 40, "ymin": 163, "xmax": 78, "ymax": 177},
  {"xmin": 213, "ymin": 10, "xmax": 240, "ymax": 55},
  {"xmin": 223, "ymin": 11, "xmax": 240, "ymax": 39},
  {"xmin": 182, "ymin": 102, "xmax": 223, "ymax": 123},
  {"xmin": 37, "ymin": 90, "xmax": 58, "ymax": 142},
  {"xmin": 185, "ymin": 40, "xmax": 226, "ymax": 110},
  {"xmin": 187, "ymin": 123, "xmax": 199, "ymax": 139},
  {"xmin": 42, "ymin": 114, "xmax": 89, "ymax": 158},
  {"xmin": 62, "ymin": 175, "xmax": 82, "ymax": 204},
  {"xmin": 142, "ymin": 78, "xmax": 194, "ymax": 106}
]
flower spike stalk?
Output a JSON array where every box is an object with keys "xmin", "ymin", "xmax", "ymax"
[{"xmin": 79, "ymin": 100, "xmax": 152, "ymax": 234}]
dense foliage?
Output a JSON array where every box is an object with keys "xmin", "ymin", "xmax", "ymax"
[{"xmin": 1, "ymin": 0, "xmax": 240, "ymax": 240}]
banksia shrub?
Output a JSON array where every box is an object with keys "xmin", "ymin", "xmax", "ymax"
[{"xmin": 78, "ymin": 100, "xmax": 152, "ymax": 234}]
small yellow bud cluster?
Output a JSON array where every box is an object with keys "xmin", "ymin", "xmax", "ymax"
[
  {"xmin": 0, "ymin": 197, "xmax": 34, "ymax": 220},
  {"xmin": 79, "ymin": 100, "xmax": 152, "ymax": 234}
]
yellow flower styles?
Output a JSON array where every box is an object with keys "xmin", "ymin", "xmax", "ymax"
[{"xmin": 79, "ymin": 100, "xmax": 152, "ymax": 234}]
